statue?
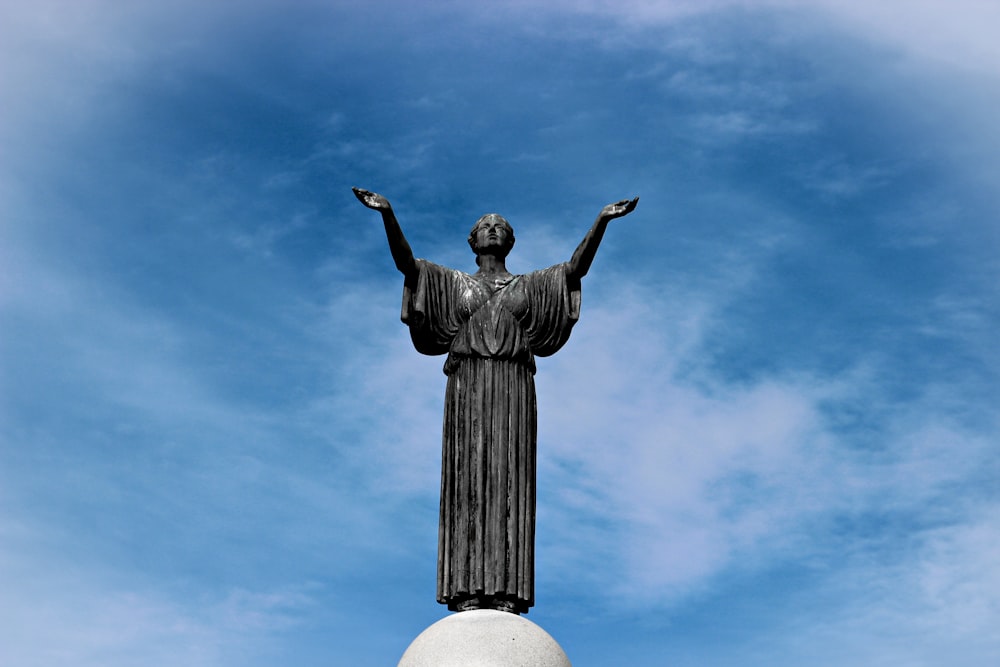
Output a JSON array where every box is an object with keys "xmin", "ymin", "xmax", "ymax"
[{"xmin": 353, "ymin": 187, "xmax": 638, "ymax": 615}]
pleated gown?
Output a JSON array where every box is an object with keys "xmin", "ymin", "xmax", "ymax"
[{"xmin": 401, "ymin": 259, "xmax": 580, "ymax": 613}]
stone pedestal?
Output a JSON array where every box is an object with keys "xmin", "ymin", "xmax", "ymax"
[{"xmin": 398, "ymin": 609, "xmax": 571, "ymax": 666}]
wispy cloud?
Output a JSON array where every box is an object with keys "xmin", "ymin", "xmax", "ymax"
[
  {"xmin": 2, "ymin": 1, "xmax": 998, "ymax": 665},
  {"xmin": 0, "ymin": 541, "xmax": 318, "ymax": 667},
  {"xmin": 532, "ymin": 274, "xmax": 997, "ymax": 626}
]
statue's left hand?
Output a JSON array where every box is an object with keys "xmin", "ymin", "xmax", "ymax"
[
  {"xmin": 352, "ymin": 187, "xmax": 392, "ymax": 212},
  {"xmin": 600, "ymin": 196, "xmax": 639, "ymax": 220}
]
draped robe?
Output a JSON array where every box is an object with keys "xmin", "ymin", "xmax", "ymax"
[{"xmin": 401, "ymin": 258, "xmax": 580, "ymax": 613}]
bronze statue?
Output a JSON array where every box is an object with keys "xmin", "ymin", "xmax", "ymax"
[{"xmin": 353, "ymin": 187, "xmax": 638, "ymax": 614}]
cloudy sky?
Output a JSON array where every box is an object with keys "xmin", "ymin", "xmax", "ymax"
[{"xmin": 2, "ymin": 1, "xmax": 999, "ymax": 665}]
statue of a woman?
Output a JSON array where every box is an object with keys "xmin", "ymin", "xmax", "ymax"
[{"xmin": 353, "ymin": 187, "xmax": 638, "ymax": 614}]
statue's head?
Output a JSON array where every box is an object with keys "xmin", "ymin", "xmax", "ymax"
[{"xmin": 468, "ymin": 213, "xmax": 515, "ymax": 264}]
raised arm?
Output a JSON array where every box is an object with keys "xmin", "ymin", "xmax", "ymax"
[
  {"xmin": 566, "ymin": 196, "xmax": 639, "ymax": 282},
  {"xmin": 352, "ymin": 187, "xmax": 418, "ymax": 280}
]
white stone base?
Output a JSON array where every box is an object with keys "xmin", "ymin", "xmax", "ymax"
[{"xmin": 398, "ymin": 609, "xmax": 571, "ymax": 666}]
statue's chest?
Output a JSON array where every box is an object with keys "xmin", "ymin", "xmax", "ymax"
[{"xmin": 458, "ymin": 276, "xmax": 528, "ymax": 321}]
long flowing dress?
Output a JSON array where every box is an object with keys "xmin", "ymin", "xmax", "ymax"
[{"xmin": 401, "ymin": 258, "xmax": 580, "ymax": 613}]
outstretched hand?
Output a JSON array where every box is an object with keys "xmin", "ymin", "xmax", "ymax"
[
  {"xmin": 352, "ymin": 187, "xmax": 392, "ymax": 212},
  {"xmin": 600, "ymin": 196, "xmax": 639, "ymax": 221}
]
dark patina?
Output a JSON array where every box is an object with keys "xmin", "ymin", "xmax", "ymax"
[{"xmin": 353, "ymin": 187, "xmax": 638, "ymax": 614}]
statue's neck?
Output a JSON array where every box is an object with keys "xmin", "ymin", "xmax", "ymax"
[{"xmin": 476, "ymin": 255, "xmax": 508, "ymax": 276}]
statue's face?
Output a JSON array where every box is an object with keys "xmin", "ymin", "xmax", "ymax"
[
  {"xmin": 469, "ymin": 214, "xmax": 514, "ymax": 257},
  {"xmin": 476, "ymin": 218, "xmax": 509, "ymax": 250}
]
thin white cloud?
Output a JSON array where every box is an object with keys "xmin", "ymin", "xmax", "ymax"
[
  {"xmin": 0, "ymin": 542, "xmax": 317, "ymax": 667},
  {"xmin": 915, "ymin": 511, "xmax": 1000, "ymax": 637},
  {"xmin": 803, "ymin": 0, "xmax": 1000, "ymax": 76},
  {"xmin": 481, "ymin": 0, "xmax": 1000, "ymax": 76},
  {"xmin": 316, "ymin": 283, "xmax": 446, "ymax": 497},
  {"xmin": 536, "ymin": 286, "xmax": 824, "ymax": 603},
  {"xmin": 525, "ymin": 270, "xmax": 997, "ymax": 623},
  {"xmin": 762, "ymin": 504, "xmax": 1000, "ymax": 665}
]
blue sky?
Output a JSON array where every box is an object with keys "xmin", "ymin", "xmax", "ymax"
[{"xmin": 2, "ymin": 1, "xmax": 998, "ymax": 665}]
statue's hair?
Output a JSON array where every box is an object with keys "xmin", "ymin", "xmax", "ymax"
[{"xmin": 468, "ymin": 213, "xmax": 515, "ymax": 265}]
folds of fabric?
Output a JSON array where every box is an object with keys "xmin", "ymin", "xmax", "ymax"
[
  {"xmin": 438, "ymin": 357, "xmax": 536, "ymax": 611},
  {"xmin": 401, "ymin": 259, "xmax": 580, "ymax": 613}
]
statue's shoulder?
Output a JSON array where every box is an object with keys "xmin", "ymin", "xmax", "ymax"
[
  {"xmin": 414, "ymin": 258, "xmax": 476, "ymax": 282},
  {"xmin": 521, "ymin": 262, "xmax": 571, "ymax": 280}
]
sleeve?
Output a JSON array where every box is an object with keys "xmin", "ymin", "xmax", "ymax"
[
  {"xmin": 519, "ymin": 262, "xmax": 581, "ymax": 357},
  {"xmin": 401, "ymin": 259, "xmax": 465, "ymax": 356}
]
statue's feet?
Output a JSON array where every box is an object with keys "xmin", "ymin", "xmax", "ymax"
[
  {"xmin": 490, "ymin": 598, "xmax": 517, "ymax": 614},
  {"xmin": 452, "ymin": 595, "xmax": 520, "ymax": 614},
  {"xmin": 455, "ymin": 597, "xmax": 484, "ymax": 612}
]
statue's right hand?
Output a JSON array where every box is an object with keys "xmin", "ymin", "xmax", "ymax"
[{"xmin": 352, "ymin": 187, "xmax": 392, "ymax": 212}]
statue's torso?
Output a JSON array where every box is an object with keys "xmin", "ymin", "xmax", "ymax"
[{"xmin": 449, "ymin": 271, "xmax": 533, "ymax": 369}]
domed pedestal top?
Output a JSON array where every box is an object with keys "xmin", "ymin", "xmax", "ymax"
[{"xmin": 398, "ymin": 609, "xmax": 571, "ymax": 666}]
